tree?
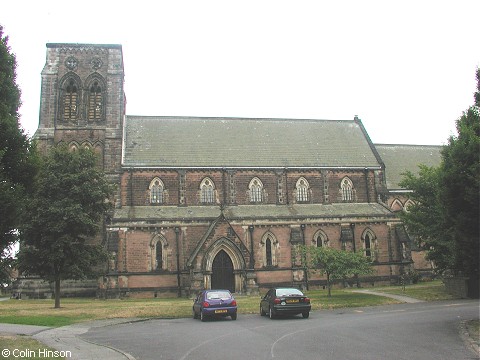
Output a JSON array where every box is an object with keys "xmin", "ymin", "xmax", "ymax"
[
  {"xmin": 400, "ymin": 69, "xmax": 479, "ymax": 295},
  {"xmin": 300, "ymin": 246, "xmax": 373, "ymax": 297},
  {"xmin": 440, "ymin": 68, "xmax": 479, "ymax": 282},
  {"xmin": 18, "ymin": 145, "xmax": 113, "ymax": 308},
  {"xmin": 0, "ymin": 25, "xmax": 38, "ymax": 285},
  {"xmin": 400, "ymin": 165, "xmax": 455, "ymax": 274}
]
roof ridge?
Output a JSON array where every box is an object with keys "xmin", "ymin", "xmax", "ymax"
[{"xmin": 125, "ymin": 115, "xmax": 355, "ymax": 123}]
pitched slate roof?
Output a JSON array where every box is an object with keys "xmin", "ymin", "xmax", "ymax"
[
  {"xmin": 375, "ymin": 144, "xmax": 442, "ymax": 191},
  {"xmin": 112, "ymin": 203, "xmax": 394, "ymax": 222},
  {"xmin": 122, "ymin": 116, "xmax": 382, "ymax": 168}
]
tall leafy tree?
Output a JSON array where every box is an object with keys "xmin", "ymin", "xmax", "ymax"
[
  {"xmin": 401, "ymin": 69, "xmax": 479, "ymax": 295},
  {"xmin": 0, "ymin": 25, "xmax": 38, "ymax": 284},
  {"xmin": 301, "ymin": 246, "xmax": 373, "ymax": 297},
  {"xmin": 400, "ymin": 166, "xmax": 455, "ymax": 273},
  {"xmin": 440, "ymin": 69, "xmax": 479, "ymax": 282},
  {"xmin": 18, "ymin": 145, "xmax": 113, "ymax": 308}
]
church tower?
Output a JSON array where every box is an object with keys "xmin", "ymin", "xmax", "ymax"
[{"xmin": 35, "ymin": 43, "xmax": 125, "ymax": 176}]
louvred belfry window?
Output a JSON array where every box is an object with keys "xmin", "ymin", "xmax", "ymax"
[
  {"xmin": 64, "ymin": 79, "xmax": 78, "ymax": 120},
  {"xmin": 88, "ymin": 81, "xmax": 103, "ymax": 121}
]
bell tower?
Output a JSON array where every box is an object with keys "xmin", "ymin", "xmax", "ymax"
[{"xmin": 35, "ymin": 43, "xmax": 125, "ymax": 175}]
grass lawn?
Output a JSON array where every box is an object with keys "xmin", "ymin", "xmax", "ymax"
[
  {"xmin": 371, "ymin": 280, "xmax": 457, "ymax": 301},
  {"xmin": 0, "ymin": 282, "xmax": 452, "ymax": 328},
  {"xmin": 0, "ymin": 287, "xmax": 402, "ymax": 328}
]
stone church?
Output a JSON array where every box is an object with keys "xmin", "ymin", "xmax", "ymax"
[{"xmin": 31, "ymin": 43, "xmax": 442, "ymax": 298}]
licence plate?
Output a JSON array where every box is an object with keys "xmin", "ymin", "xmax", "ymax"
[
  {"xmin": 286, "ymin": 299, "xmax": 299, "ymax": 303},
  {"xmin": 215, "ymin": 309, "xmax": 227, "ymax": 314}
]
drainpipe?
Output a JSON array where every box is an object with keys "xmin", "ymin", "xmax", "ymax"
[
  {"xmin": 248, "ymin": 225, "xmax": 255, "ymax": 269},
  {"xmin": 175, "ymin": 227, "xmax": 181, "ymax": 297}
]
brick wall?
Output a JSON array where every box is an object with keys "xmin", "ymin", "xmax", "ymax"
[{"xmin": 121, "ymin": 168, "xmax": 380, "ymax": 207}]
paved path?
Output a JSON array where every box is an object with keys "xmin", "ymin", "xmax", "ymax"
[
  {"xmin": 351, "ymin": 289, "xmax": 425, "ymax": 303},
  {"xmin": 0, "ymin": 320, "xmax": 138, "ymax": 360}
]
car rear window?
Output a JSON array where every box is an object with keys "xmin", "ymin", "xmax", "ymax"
[
  {"xmin": 206, "ymin": 291, "xmax": 231, "ymax": 300},
  {"xmin": 275, "ymin": 288, "xmax": 303, "ymax": 297}
]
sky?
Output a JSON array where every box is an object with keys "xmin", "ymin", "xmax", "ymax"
[{"xmin": 2, "ymin": 0, "xmax": 479, "ymax": 145}]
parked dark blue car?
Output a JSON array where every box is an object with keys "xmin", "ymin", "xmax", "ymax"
[
  {"xmin": 260, "ymin": 287, "xmax": 311, "ymax": 319},
  {"xmin": 193, "ymin": 290, "xmax": 237, "ymax": 321}
]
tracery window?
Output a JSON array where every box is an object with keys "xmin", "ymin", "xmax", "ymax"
[
  {"xmin": 88, "ymin": 81, "xmax": 103, "ymax": 121},
  {"xmin": 313, "ymin": 230, "xmax": 329, "ymax": 247},
  {"xmin": 150, "ymin": 235, "xmax": 168, "ymax": 271},
  {"xmin": 200, "ymin": 177, "xmax": 215, "ymax": 204},
  {"xmin": 249, "ymin": 177, "xmax": 263, "ymax": 203},
  {"xmin": 156, "ymin": 245, "xmax": 163, "ymax": 269},
  {"xmin": 296, "ymin": 177, "xmax": 310, "ymax": 202},
  {"xmin": 63, "ymin": 79, "xmax": 79, "ymax": 120},
  {"xmin": 266, "ymin": 238, "xmax": 272, "ymax": 266},
  {"xmin": 340, "ymin": 177, "xmax": 354, "ymax": 202},
  {"xmin": 362, "ymin": 229, "xmax": 378, "ymax": 261},
  {"xmin": 261, "ymin": 232, "xmax": 278, "ymax": 267},
  {"xmin": 149, "ymin": 178, "xmax": 165, "ymax": 204}
]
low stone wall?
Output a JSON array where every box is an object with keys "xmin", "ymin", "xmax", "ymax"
[{"xmin": 11, "ymin": 277, "xmax": 98, "ymax": 299}]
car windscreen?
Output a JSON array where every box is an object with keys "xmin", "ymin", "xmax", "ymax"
[{"xmin": 206, "ymin": 291, "xmax": 231, "ymax": 300}]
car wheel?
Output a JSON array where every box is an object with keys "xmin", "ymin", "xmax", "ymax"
[
  {"xmin": 200, "ymin": 311, "xmax": 206, "ymax": 322},
  {"xmin": 302, "ymin": 311, "xmax": 310, "ymax": 319},
  {"xmin": 231, "ymin": 313, "xmax": 237, "ymax": 320},
  {"xmin": 193, "ymin": 308, "xmax": 198, "ymax": 319},
  {"xmin": 260, "ymin": 305, "xmax": 266, "ymax": 316},
  {"xmin": 269, "ymin": 307, "xmax": 275, "ymax": 319}
]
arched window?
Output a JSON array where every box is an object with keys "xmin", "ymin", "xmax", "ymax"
[
  {"xmin": 69, "ymin": 142, "xmax": 79, "ymax": 152},
  {"xmin": 88, "ymin": 80, "xmax": 103, "ymax": 121},
  {"xmin": 63, "ymin": 78, "xmax": 79, "ymax": 120},
  {"xmin": 391, "ymin": 198, "xmax": 404, "ymax": 212},
  {"xmin": 362, "ymin": 229, "xmax": 378, "ymax": 260},
  {"xmin": 341, "ymin": 177, "xmax": 354, "ymax": 202},
  {"xmin": 365, "ymin": 233, "xmax": 372, "ymax": 257},
  {"xmin": 151, "ymin": 235, "xmax": 168, "ymax": 271},
  {"xmin": 156, "ymin": 245, "xmax": 163, "ymax": 269},
  {"xmin": 149, "ymin": 178, "xmax": 164, "ymax": 204},
  {"xmin": 261, "ymin": 232, "xmax": 278, "ymax": 267},
  {"xmin": 296, "ymin": 177, "xmax": 310, "ymax": 202},
  {"xmin": 249, "ymin": 177, "xmax": 263, "ymax": 203},
  {"xmin": 404, "ymin": 200, "xmax": 415, "ymax": 212},
  {"xmin": 266, "ymin": 238, "xmax": 272, "ymax": 266},
  {"xmin": 313, "ymin": 230, "xmax": 329, "ymax": 247},
  {"xmin": 200, "ymin": 177, "xmax": 215, "ymax": 204}
]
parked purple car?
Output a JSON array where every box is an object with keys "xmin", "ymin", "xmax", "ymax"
[{"xmin": 193, "ymin": 290, "xmax": 237, "ymax": 321}]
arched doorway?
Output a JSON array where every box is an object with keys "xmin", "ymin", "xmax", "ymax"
[{"xmin": 211, "ymin": 250, "xmax": 235, "ymax": 292}]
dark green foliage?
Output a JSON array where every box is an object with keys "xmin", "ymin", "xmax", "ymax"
[
  {"xmin": 400, "ymin": 68, "xmax": 479, "ymax": 285},
  {"xmin": 440, "ymin": 68, "xmax": 479, "ymax": 279},
  {"xmin": 400, "ymin": 166, "xmax": 456, "ymax": 273},
  {"xmin": 18, "ymin": 145, "xmax": 114, "ymax": 307},
  {"xmin": 0, "ymin": 25, "xmax": 39, "ymax": 285}
]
